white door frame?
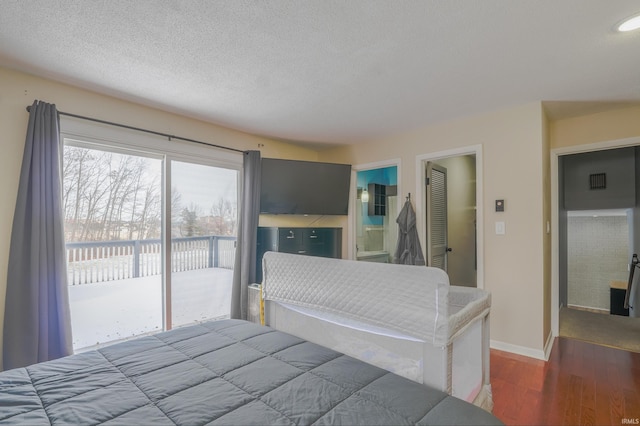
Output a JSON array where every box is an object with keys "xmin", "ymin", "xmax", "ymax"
[
  {"xmin": 416, "ymin": 145, "xmax": 484, "ymax": 289},
  {"xmin": 349, "ymin": 158, "xmax": 402, "ymax": 260},
  {"xmin": 550, "ymin": 136, "xmax": 640, "ymax": 336}
]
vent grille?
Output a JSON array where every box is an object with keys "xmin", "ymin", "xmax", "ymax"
[{"xmin": 589, "ymin": 173, "xmax": 606, "ymax": 190}]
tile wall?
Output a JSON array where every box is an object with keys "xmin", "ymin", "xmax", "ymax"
[{"xmin": 567, "ymin": 214, "xmax": 629, "ymax": 311}]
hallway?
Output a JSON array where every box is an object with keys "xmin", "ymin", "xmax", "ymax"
[{"xmin": 559, "ymin": 307, "xmax": 640, "ymax": 353}]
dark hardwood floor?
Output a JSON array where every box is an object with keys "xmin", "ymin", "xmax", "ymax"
[{"xmin": 491, "ymin": 337, "xmax": 640, "ymax": 425}]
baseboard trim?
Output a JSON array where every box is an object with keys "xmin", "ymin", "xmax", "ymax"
[
  {"xmin": 543, "ymin": 331, "xmax": 554, "ymax": 361},
  {"xmin": 567, "ymin": 304, "xmax": 608, "ymax": 315},
  {"xmin": 490, "ymin": 339, "xmax": 547, "ymax": 360}
]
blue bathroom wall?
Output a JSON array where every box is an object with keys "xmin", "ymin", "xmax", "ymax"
[{"xmin": 357, "ymin": 166, "xmax": 397, "ymax": 226}]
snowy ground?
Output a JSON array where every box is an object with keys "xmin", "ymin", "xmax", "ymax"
[{"xmin": 68, "ymin": 268, "xmax": 233, "ymax": 351}]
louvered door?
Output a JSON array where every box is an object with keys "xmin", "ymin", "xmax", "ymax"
[{"xmin": 426, "ymin": 162, "xmax": 449, "ymax": 271}]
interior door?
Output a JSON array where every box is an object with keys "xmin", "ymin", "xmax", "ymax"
[{"xmin": 426, "ymin": 162, "xmax": 449, "ymax": 270}]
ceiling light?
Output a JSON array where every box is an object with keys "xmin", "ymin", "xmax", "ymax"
[{"xmin": 618, "ymin": 14, "xmax": 640, "ymax": 32}]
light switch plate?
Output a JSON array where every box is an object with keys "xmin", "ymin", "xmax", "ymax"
[{"xmin": 495, "ymin": 221, "xmax": 506, "ymax": 235}]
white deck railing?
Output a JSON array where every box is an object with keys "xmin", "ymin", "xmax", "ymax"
[{"xmin": 66, "ymin": 236, "xmax": 236, "ymax": 285}]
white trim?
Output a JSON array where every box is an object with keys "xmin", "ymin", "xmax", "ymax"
[
  {"xmin": 490, "ymin": 339, "xmax": 547, "ymax": 361},
  {"xmin": 567, "ymin": 209, "xmax": 628, "ymax": 217},
  {"xmin": 415, "ymin": 145, "xmax": 484, "ymax": 289},
  {"xmin": 353, "ymin": 158, "xmax": 402, "ymax": 172},
  {"xmin": 163, "ymin": 158, "xmax": 172, "ymax": 331},
  {"xmin": 349, "ymin": 159, "xmax": 401, "ymax": 260},
  {"xmin": 492, "ymin": 329, "xmax": 554, "ymax": 361},
  {"xmin": 566, "ymin": 304, "xmax": 609, "ymax": 313},
  {"xmin": 552, "ymin": 136, "xmax": 640, "ymax": 156},
  {"xmin": 550, "ymin": 136, "xmax": 640, "ymax": 338}
]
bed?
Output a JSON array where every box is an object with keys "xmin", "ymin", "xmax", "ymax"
[{"xmin": 0, "ymin": 319, "xmax": 501, "ymax": 425}]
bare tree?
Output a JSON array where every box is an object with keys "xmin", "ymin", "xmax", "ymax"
[
  {"xmin": 209, "ymin": 197, "xmax": 237, "ymax": 236},
  {"xmin": 63, "ymin": 146, "xmax": 162, "ymax": 242},
  {"xmin": 63, "ymin": 147, "xmax": 112, "ymax": 241},
  {"xmin": 138, "ymin": 182, "xmax": 162, "ymax": 239}
]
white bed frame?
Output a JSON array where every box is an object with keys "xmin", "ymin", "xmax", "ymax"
[{"xmin": 260, "ymin": 251, "xmax": 493, "ymax": 411}]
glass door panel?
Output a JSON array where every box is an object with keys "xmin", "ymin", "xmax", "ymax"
[
  {"xmin": 63, "ymin": 144, "xmax": 163, "ymax": 351},
  {"xmin": 170, "ymin": 160, "xmax": 238, "ymax": 328}
]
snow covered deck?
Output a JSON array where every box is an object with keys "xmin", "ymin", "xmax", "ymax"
[{"xmin": 68, "ymin": 267, "xmax": 233, "ymax": 351}]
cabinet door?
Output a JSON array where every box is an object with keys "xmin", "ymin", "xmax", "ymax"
[
  {"xmin": 311, "ymin": 228, "xmax": 342, "ymax": 258},
  {"xmin": 303, "ymin": 228, "xmax": 326, "ymax": 256},
  {"xmin": 278, "ymin": 228, "xmax": 303, "ymax": 254}
]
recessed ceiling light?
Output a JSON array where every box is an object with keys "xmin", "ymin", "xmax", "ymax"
[{"xmin": 618, "ymin": 13, "xmax": 640, "ymax": 32}]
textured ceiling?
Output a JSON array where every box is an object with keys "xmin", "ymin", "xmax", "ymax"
[{"xmin": 1, "ymin": 0, "xmax": 640, "ymax": 146}]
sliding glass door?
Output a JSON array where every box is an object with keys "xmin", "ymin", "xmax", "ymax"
[
  {"xmin": 63, "ymin": 139, "xmax": 239, "ymax": 351},
  {"xmin": 169, "ymin": 160, "xmax": 237, "ymax": 328},
  {"xmin": 63, "ymin": 144, "xmax": 164, "ymax": 350}
]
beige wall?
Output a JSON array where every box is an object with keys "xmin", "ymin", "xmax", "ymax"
[
  {"xmin": 321, "ymin": 102, "xmax": 549, "ymax": 355},
  {"xmin": 550, "ymin": 106, "xmax": 640, "ymax": 149},
  {"xmin": 0, "ymin": 67, "xmax": 323, "ymax": 368}
]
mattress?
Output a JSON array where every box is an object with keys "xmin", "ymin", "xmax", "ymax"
[{"xmin": 0, "ymin": 319, "xmax": 502, "ymax": 425}]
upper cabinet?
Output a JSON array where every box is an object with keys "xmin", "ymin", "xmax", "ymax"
[{"xmin": 368, "ymin": 183, "xmax": 386, "ymax": 216}]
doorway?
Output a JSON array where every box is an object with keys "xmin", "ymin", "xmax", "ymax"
[
  {"xmin": 353, "ymin": 164, "xmax": 399, "ymax": 263},
  {"xmin": 551, "ymin": 138, "xmax": 640, "ymax": 348},
  {"xmin": 417, "ymin": 145, "xmax": 483, "ymax": 289}
]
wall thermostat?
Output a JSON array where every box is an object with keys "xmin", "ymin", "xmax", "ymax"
[{"xmin": 495, "ymin": 199, "xmax": 505, "ymax": 212}]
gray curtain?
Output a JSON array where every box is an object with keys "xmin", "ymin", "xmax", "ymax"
[
  {"xmin": 231, "ymin": 150, "xmax": 261, "ymax": 320},
  {"xmin": 3, "ymin": 100, "xmax": 73, "ymax": 371}
]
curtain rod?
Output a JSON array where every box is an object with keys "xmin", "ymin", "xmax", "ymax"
[{"xmin": 26, "ymin": 105, "xmax": 245, "ymax": 154}]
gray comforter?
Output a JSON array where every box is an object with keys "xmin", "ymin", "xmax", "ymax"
[{"xmin": 0, "ymin": 319, "xmax": 502, "ymax": 425}]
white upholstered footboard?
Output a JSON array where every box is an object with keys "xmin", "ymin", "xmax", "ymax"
[{"xmin": 261, "ymin": 252, "xmax": 493, "ymax": 411}]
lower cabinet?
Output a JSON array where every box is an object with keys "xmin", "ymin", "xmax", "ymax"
[
  {"xmin": 610, "ymin": 281, "xmax": 629, "ymax": 316},
  {"xmin": 256, "ymin": 227, "xmax": 342, "ymax": 282}
]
